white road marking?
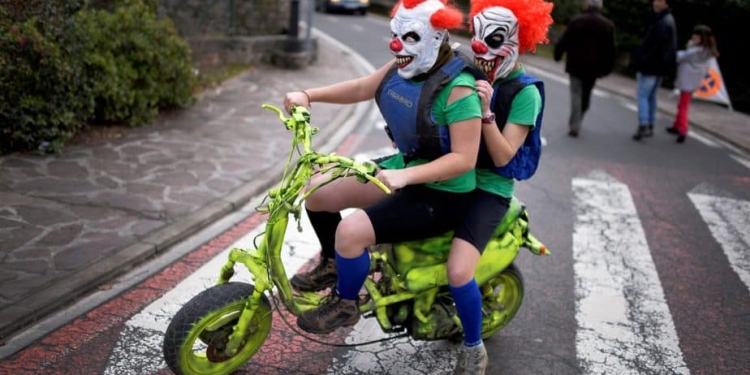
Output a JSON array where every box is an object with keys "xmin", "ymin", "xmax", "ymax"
[
  {"xmin": 572, "ymin": 170, "xmax": 689, "ymax": 375},
  {"xmin": 352, "ymin": 24, "xmax": 364, "ymax": 33},
  {"xmin": 730, "ymin": 154, "xmax": 750, "ymax": 170},
  {"xmin": 621, "ymin": 102, "xmax": 638, "ymax": 113},
  {"xmin": 520, "ymin": 66, "xmax": 609, "ymax": 99},
  {"xmin": 524, "ymin": 65, "xmax": 568, "ymax": 86},
  {"xmin": 689, "ymin": 192, "xmax": 750, "ymax": 293},
  {"xmin": 688, "ymin": 131, "xmax": 720, "ymax": 148}
]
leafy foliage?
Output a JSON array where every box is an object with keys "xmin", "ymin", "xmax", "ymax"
[
  {"xmin": 0, "ymin": 0, "xmax": 196, "ymax": 155},
  {"xmin": 77, "ymin": 2, "xmax": 195, "ymax": 126}
]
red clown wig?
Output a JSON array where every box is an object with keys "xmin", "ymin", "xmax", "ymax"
[
  {"xmin": 390, "ymin": 0, "xmax": 465, "ymax": 31},
  {"xmin": 470, "ymin": 0, "xmax": 554, "ymax": 53}
]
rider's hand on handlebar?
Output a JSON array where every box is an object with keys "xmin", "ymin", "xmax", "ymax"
[
  {"xmin": 283, "ymin": 91, "xmax": 311, "ymax": 113},
  {"xmin": 376, "ymin": 169, "xmax": 410, "ymax": 191}
]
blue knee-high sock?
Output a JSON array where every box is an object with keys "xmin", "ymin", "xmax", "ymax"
[
  {"xmin": 449, "ymin": 279, "xmax": 483, "ymax": 347},
  {"xmin": 335, "ymin": 250, "xmax": 370, "ymax": 300}
]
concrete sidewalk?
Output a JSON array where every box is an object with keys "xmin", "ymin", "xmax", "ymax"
[
  {"xmin": 1, "ymin": 29, "xmax": 748, "ymax": 352},
  {"xmin": 0, "ymin": 32, "xmax": 375, "ymax": 345}
]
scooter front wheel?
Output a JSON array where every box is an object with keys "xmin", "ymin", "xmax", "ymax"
[
  {"xmin": 163, "ymin": 282, "xmax": 273, "ymax": 375},
  {"xmin": 480, "ymin": 263, "xmax": 524, "ymax": 339}
]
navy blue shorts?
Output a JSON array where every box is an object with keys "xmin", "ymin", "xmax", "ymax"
[
  {"xmin": 453, "ymin": 189, "xmax": 510, "ymax": 254},
  {"xmin": 364, "ymin": 185, "xmax": 471, "ymax": 245}
]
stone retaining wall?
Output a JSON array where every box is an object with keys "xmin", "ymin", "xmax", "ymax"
[
  {"xmin": 158, "ymin": 0, "xmax": 290, "ymax": 37},
  {"xmin": 157, "ymin": 0, "xmax": 315, "ymax": 69}
]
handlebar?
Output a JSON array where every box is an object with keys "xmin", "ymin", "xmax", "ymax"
[{"xmin": 261, "ymin": 104, "xmax": 391, "ymax": 195}]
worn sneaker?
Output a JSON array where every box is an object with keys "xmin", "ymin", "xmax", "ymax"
[
  {"xmin": 296, "ymin": 290, "xmax": 359, "ymax": 334},
  {"xmin": 453, "ymin": 342, "xmax": 488, "ymax": 375},
  {"xmin": 645, "ymin": 124, "xmax": 654, "ymax": 137},
  {"xmin": 632, "ymin": 126, "xmax": 647, "ymax": 141},
  {"xmin": 290, "ymin": 256, "xmax": 337, "ymax": 292}
]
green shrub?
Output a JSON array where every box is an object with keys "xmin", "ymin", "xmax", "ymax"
[
  {"xmin": 0, "ymin": 0, "xmax": 196, "ymax": 155},
  {"xmin": 77, "ymin": 2, "xmax": 196, "ymax": 126},
  {"xmin": 0, "ymin": 13, "xmax": 95, "ymax": 154}
]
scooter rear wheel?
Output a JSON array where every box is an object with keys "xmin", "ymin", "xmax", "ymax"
[
  {"xmin": 480, "ymin": 263, "xmax": 524, "ymax": 339},
  {"xmin": 163, "ymin": 282, "xmax": 272, "ymax": 375}
]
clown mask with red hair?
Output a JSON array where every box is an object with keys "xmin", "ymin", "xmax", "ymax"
[
  {"xmin": 470, "ymin": 0, "xmax": 553, "ymax": 84},
  {"xmin": 389, "ymin": 0, "xmax": 463, "ymax": 79}
]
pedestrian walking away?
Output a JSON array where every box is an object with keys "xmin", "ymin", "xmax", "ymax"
[
  {"xmin": 553, "ymin": 0, "xmax": 616, "ymax": 138},
  {"xmin": 667, "ymin": 24, "xmax": 720, "ymax": 143},
  {"xmin": 632, "ymin": 0, "xmax": 677, "ymax": 141}
]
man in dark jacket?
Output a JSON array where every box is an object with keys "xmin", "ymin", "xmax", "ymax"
[
  {"xmin": 632, "ymin": 0, "xmax": 677, "ymax": 141},
  {"xmin": 554, "ymin": 0, "xmax": 616, "ymax": 138}
]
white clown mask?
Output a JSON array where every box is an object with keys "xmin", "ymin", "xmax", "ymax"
[
  {"xmin": 471, "ymin": 6, "xmax": 519, "ymax": 84},
  {"xmin": 390, "ymin": 1, "xmax": 448, "ymax": 79}
]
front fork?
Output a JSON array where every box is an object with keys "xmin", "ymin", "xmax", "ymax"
[{"xmin": 214, "ymin": 218, "xmax": 287, "ymax": 356}]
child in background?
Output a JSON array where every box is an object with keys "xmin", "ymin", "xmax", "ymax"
[{"xmin": 668, "ymin": 24, "xmax": 719, "ymax": 143}]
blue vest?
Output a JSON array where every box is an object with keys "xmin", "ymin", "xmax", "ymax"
[
  {"xmin": 375, "ymin": 51, "xmax": 485, "ymax": 163},
  {"xmin": 478, "ymin": 73, "xmax": 545, "ymax": 181}
]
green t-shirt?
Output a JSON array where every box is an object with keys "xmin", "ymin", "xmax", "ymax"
[
  {"xmin": 476, "ymin": 67, "xmax": 543, "ymax": 198},
  {"xmin": 379, "ymin": 71, "xmax": 482, "ymax": 193}
]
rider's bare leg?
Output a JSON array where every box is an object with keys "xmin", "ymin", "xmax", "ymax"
[{"xmin": 291, "ymin": 173, "xmax": 387, "ymax": 292}]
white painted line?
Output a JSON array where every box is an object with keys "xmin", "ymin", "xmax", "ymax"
[
  {"xmin": 689, "ymin": 192, "xmax": 750, "ymax": 293},
  {"xmin": 688, "ymin": 131, "xmax": 720, "ymax": 148},
  {"xmin": 592, "ymin": 88, "xmax": 610, "ymax": 98},
  {"xmin": 730, "ymin": 154, "xmax": 750, "ymax": 170},
  {"xmin": 524, "ymin": 65, "xmax": 568, "ymax": 86},
  {"xmin": 621, "ymin": 102, "xmax": 638, "ymax": 113},
  {"xmin": 352, "ymin": 24, "xmax": 364, "ymax": 33},
  {"xmin": 572, "ymin": 171, "xmax": 689, "ymax": 375}
]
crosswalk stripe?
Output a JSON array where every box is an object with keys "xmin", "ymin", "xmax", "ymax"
[
  {"xmin": 688, "ymin": 192, "xmax": 750, "ymax": 293},
  {"xmin": 572, "ymin": 171, "xmax": 690, "ymax": 375}
]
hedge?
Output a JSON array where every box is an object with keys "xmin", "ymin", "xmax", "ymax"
[{"xmin": 0, "ymin": 0, "xmax": 196, "ymax": 155}]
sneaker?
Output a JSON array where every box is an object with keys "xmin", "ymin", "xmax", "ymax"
[
  {"xmin": 567, "ymin": 129, "xmax": 579, "ymax": 138},
  {"xmin": 677, "ymin": 134, "xmax": 686, "ymax": 143},
  {"xmin": 290, "ymin": 256, "xmax": 337, "ymax": 292},
  {"xmin": 453, "ymin": 342, "xmax": 488, "ymax": 375},
  {"xmin": 644, "ymin": 125, "xmax": 654, "ymax": 137},
  {"xmin": 296, "ymin": 290, "xmax": 359, "ymax": 334},
  {"xmin": 632, "ymin": 127, "xmax": 647, "ymax": 141},
  {"xmin": 666, "ymin": 126, "xmax": 679, "ymax": 135}
]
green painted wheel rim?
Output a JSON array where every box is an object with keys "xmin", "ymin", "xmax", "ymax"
[
  {"xmin": 178, "ymin": 301, "xmax": 272, "ymax": 375},
  {"xmin": 481, "ymin": 268, "xmax": 524, "ymax": 339}
]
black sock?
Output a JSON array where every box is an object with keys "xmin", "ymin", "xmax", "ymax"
[{"xmin": 307, "ymin": 209, "xmax": 342, "ymax": 259}]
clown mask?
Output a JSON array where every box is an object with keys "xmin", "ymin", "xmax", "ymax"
[
  {"xmin": 390, "ymin": 1, "xmax": 448, "ymax": 80},
  {"xmin": 471, "ymin": 6, "xmax": 519, "ymax": 84}
]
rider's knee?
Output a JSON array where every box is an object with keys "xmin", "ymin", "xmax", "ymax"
[
  {"xmin": 446, "ymin": 265, "xmax": 474, "ymax": 287},
  {"xmin": 335, "ymin": 213, "xmax": 373, "ymax": 257}
]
